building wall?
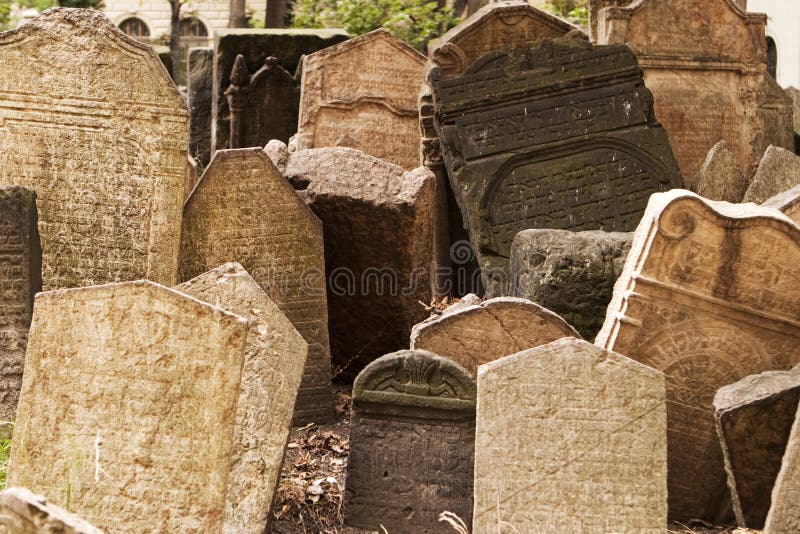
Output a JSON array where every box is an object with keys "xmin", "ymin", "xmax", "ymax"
[{"xmin": 739, "ymin": 0, "xmax": 800, "ymax": 88}]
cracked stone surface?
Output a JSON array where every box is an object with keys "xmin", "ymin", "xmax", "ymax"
[
  {"xmin": 744, "ymin": 145, "xmax": 800, "ymax": 203},
  {"xmin": 411, "ymin": 295, "xmax": 579, "ymax": 377},
  {"xmin": 0, "ymin": 487, "xmax": 103, "ymax": 533},
  {"xmin": 474, "ymin": 337, "xmax": 667, "ymax": 532},
  {"xmin": 692, "ymin": 140, "xmax": 748, "ymax": 202}
]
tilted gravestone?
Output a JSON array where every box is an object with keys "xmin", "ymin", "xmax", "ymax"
[
  {"xmin": 0, "ymin": 9, "xmax": 188, "ymax": 290},
  {"xmin": 510, "ymin": 229, "xmax": 632, "ymax": 340},
  {"xmin": 0, "ymin": 187, "xmax": 41, "ymax": 433},
  {"xmin": 345, "ymin": 349, "xmax": 475, "ymax": 533},
  {"xmin": 764, "ymin": 397, "xmax": 800, "ymax": 533},
  {"xmin": 180, "ymin": 147, "xmax": 334, "ymax": 423},
  {"xmin": 431, "ymin": 37, "xmax": 682, "ymax": 292},
  {"xmin": 596, "ymin": 190, "xmax": 800, "ymax": 521},
  {"xmin": 0, "ymin": 487, "xmax": 102, "ymax": 534},
  {"xmin": 743, "ymin": 145, "xmax": 800, "ymax": 203},
  {"xmin": 692, "ymin": 140, "xmax": 748, "ymax": 202},
  {"xmin": 714, "ymin": 365, "xmax": 800, "ymax": 529},
  {"xmin": 763, "ymin": 183, "xmax": 800, "ymax": 224},
  {"xmin": 7, "ymin": 281, "xmax": 248, "ymax": 532},
  {"xmin": 295, "ymin": 29, "xmax": 426, "ymax": 170},
  {"xmin": 474, "ymin": 338, "xmax": 667, "ymax": 532},
  {"xmin": 410, "ymin": 295, "xmax": 579, "ymax": 377},
  {"xmin": 188, "ymin": 47, "xmax": 214, "ymax": 166},
  {"xmin": 176, "ymin": 263, "xmax": 307, "ymax": 533},
  {"xmin": 596, "ymin": 0, "xmax": 794, "ymax": 181}
]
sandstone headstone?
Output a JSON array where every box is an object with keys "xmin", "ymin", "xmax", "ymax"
[
  {"xmin": 176, "ymin": 263, "xmax": 307, "ymax": 534},
  {"xmin": 0, "ymin": 187, "xmax": 40, "ymax": 432},
  {"xmin": 8, "ymin": 280, "xmax": 248, "ymax": 532},
  {"xmin": 410, "ymin": 295, "xmax": 579, "ymax": 377},
  {"xmin": 431, "ymin": 38, "xmax": 682, "ymax": 292},
  {"xmin": 212, "ymin": 29, "xmax": 349, "ymax": 153},
  {"xmin": 787, "ymin": 87, "xmax": 800, "ymax": 134},
  {"xmin": 714, "ymin": 365, "xmax": 800, "ymax": 528},
  {"xmin": 180, "ymin": 147, "xmax": 334, "ymax": 423},
  {"xmin": 509, "ymin": 229, "xmax": 632, "ymax": 339},
  {"xmin": 295, "ymin": 29, "xmax": 426, "ymax": 170},
  {"xmin": 188, "ymin": 47, "xmax": 214, "ymax": 166},
  {"xmin": 474, "ymin": 337, "xmax": 667, "ymax": 532},
  {"xmin": 692, "ymin": 140, "xmax": 749, "ymax": 202},
  {"xmin": 597, "ymin": 0, "xmax": 794, "ymax": 181},
  {"xmin": 0, "ymin": 487, "xmax": 102, "ymax": 534},
  {"xmin": 743, "ymin": 145, "xmax": 800, "ymax": 203},
  {"xmin": 764, "ymin": 399, "xmax": 800, "ymax": 533},
  {"xmin": 596, "ymin": 190, "xmax": 800, "ymax": 521},
  {"xmin": 345, "ymin": 349, "xmax": 475, "ymax": 533},
  {"xmin": 0, "ymin": 9, "xmax": 188, "ymax": 289},
  {"xmin": 763, "ymin": 183, "xmax": 800, "ymax": 224},
  {"xmin": 587, "ymin": 0, "xmax": 631, "ymax": 42},
  {"xmin": 275, "ymin": 144, "xmax": 437, "ymax": 377}
]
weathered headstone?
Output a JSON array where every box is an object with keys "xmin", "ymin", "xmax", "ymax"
[
  {"xmin": 410, "ymin": 295, "xmax": 579, "ymax": 377},
  {"xmin": 787, "ymin": 86, "xmax": 800, "ymax": 135},
  {"xmin": 596, "ymin": 190, "xmax": 800, "ymax": 521},
  {"xmin": 692, "ymin": 140, "xmax": 749, "ymax": 202},
  {"xmin": 763, "ymin": 183, "xmax": 800, "ymax": 224},
  {"xmin": 0, "ymin": 9, "xmax": 188, "ymax": 289},
  {"xmin": 7, "ymin": 280, "xmax": 248, "ymax": 532},
  {"xmin": 295, "ymin": 29, "xmax": 426, "ymax": 170},
  {"xmin": 175, "ymin": 263, "xmax": 307, "ymax": 533},
  {"xmin": 743, "ymin": 145, "xmax": 800, "ymax": 203},
  {"xmin": 345, "ymin": 349, "xmax": 475, "ymax": 533},
  {"xmin": 509, "ymin": 229, "xmax": 632, "ymax": 339},
  {"xmin": 212, "ymin": 28, "xmax": 349, "ymax": 153},
  {"xmin": 431, "ymin": 38, "xmax": 682, "ymax": 292},
  {"xmin": 188, "ymin": 47, "xmax": 214, "ymax": 166},
  {"xmin": 587, "ymin": 0, "xmax": 631, "ymax": 42},
  {"xmin": 714, "ymin": 365, "xmax": 800, "ymax": 528},
  {"xmin": 474, "ymin": 338, "xmax": 667, "ymax": 532},
  {"xmin": 764, "ymin": 399, "xmax": 800, "ymax": 533},
  {"xmin": 180, "ymin": 147, "xmax": 334, "ymax": 423},
  {"xmin": 0, "ymin": 187, "xmax": 40, "ymax": 433},
  {"xmin": 596, "ymin": 0, "xmax": 794, "ymax": 181},
  {"xmin": 0, "ymin": 487, "xmax": 102, "ymax": 534},
  {"xmin": 273, "ymin": 144, "xmax": 437, "ymax": 377}
]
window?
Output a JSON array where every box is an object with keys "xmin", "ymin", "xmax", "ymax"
[
  {"xmin": 118, "ymin": 18, "xmax": 150, "ymax": 39},
  {"xmin": 766, "ymin": 36, "xmax": 777, "ymax": 80},
  {"xmin": 179, "ymin": 18, "xmax": 208, "ymax": 38}
]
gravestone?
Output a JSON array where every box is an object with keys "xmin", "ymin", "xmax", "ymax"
[
  {"xmin": 180, "ymin": 147, "xmax": 334, "ymax": 423},
  {"xmin": 212, "ymin": 28, "xmax": 349, "ymax": 154},
  {"xmin": 509, "ymin": 229, "xmax": 632, "ymax": 339},
  {"xmin": 274, "ymin": 144, "xmax": 437, "ymax": 377},
  {"xmin": 764, "ymin": 400, "xmax": 800, "ymax": 533},
  {"xmin": 344, "ymin": 349, "xmax": 475, "ymax": 533},
  {"xmin": 188, "ymin": 47, "xmax": 214, "ymax": 166},
  {"xmin": 176, "ymin": 262, "xmax": 307, "ymax": 533},
  {"xmin": 714, "ymin": 365, "xmax": 800, "ymax": 528},
  {"xmin": 0, "ymin": 187, "xmax": 41, "ymax": 433},
  {"xmin": 743, "ymin": 145, "xmax": 800, "ymax": 203},
  {"xmin": 692, "ymin": 140, "xmax": 748, "ymax": 202},
  {"xmin": 763, "ymin": 183, "xmax": 800, "ymax": 224},
  {"xmin": 0, "ymin": 487, "xmax": 102, "ymax": 534},
  {"xmin": 295, "ymin": 29, "xmax": 426, "ymax": 170},
  {"xmin": 185, "ymin": 155, "xmax": 198, "ymax": 201},
  {"xmin": 596, "ymin": 190, "xmax": 800, "ymax": 521},
  {"xmin": 596, "ymin": 0, "xmax": 794, "ymax": 181},
  {"xmin": 587, "ymin": 0, "xmax": 631, "ymax": 41},
  {"xmin": 7, "ymin": 280, "xmax": 248, "ymax": 532},
  {"xmin": 431, "ymin": 38, "xmax": 682, "ymax": 292},
  {"xmin": 410, "ymin": 295, "xmax": 579, "ymax": 377},
  {"xmin": 474, "ymin": 338, "xmax": 667, "ymax": 532},
  {"xmin": 226, "ymin": 54, "xmax": 300, "ymax": 150},
  {"xmin": 787, "ymin": 86, "xmax": 800, "ymax": 134},
  {"xmin": 0, "ymin": 8, "xmax": 188, "ymax": 289}
]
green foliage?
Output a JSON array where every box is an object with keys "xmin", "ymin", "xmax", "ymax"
[
  {"xmin": 541, "ymin": 0, "xmax": 588, "ymax": 26},
  {"xmin": 57, "ymin": 0, "xmax": 104, "ymax": 8},
  {"xmin": 291, "ymin": 0, "xmax": 458, "ymax": 51},
  {"xmin": 0, "ymin": 2, "xmax": 11, "ymax": 30},
  {"xmin": 0, "ymin": 422, "xmax": 12, "ymax": 490}
]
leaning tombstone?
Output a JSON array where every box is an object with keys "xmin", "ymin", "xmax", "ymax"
[
  {"xmin": 410, "ymin": 296, "xmax": 579, "ymax": 377},
  {"xmin": 430, "ymin": 37, "xmax": 682, "ymax": 292},
  {"xmin": 7, "ymin": 280, "xmax": 248, "ymax": 532},
  {"xmin": 0, "ymin": 487, "xmax": 102, "ymax": 534},
  {"xmin": 180, "ymin": 147, "xmax": 334, "ymax": 423},
  {"xmin": 714, "ymin": 365, "xmax": 800, "ymax": 529},
  {"xmin": 176, "ymin": 262, "xmax": 307, "ymax": 533},
  {"xmin": 344, "ymin": 349, "xmax": 475, "ymax": 532},
  {"xmin": 295, "ymin": 29, "xmax": 426, "ymax": 170},
  {"xmin": 509, "ymin": 229, "xmax": 632, "ymax": 339},
  {"xmin": 692, "ymin": 140, "xmax": 749, "ymax": 202},
  {"xmin": 743, "ymin": 145, "xmax": 800, "ymax": 203},
  {"xmin": 764, "ymin": 398, "xmax": 800, "ymax": 533},
  {"xmin": 0, "ymin": 187, "xmax": 41, "ymax": 433},
  {"xmin": 0, "ymin": 8, "xmax": 188, "ymax": 289},
  {"xmin": 188, "ymin": 47, "xmax": 214, "ymax": 166},
  {"xmin": 474, "ymin": 338, "xmax": 667, "ymax": 532},
  {"xmin": 596, "ymin": 190, "xmax": 800, "ymax": 521},
  {"xmin": 763, "ymin": 183, "xmax": 800, "ymax": 224}
]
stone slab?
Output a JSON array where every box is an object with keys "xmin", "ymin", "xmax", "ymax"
[
  {"xmin": 344, "ymin": 349, "xmax": 475, "ymax": 533},
  {"xmin": 764, "ymin": 396, "xmax": 800, "ymax": 533},
  {"xmin": 7, "ymin": 280, "xmax": 248, "ymax": 532},
  {"xmin": 596, "ymin": 190, "xmax": 800, "ymax": 521},
  {"xmin": 692, "ymin": 140, "xmax": 749, "ymax": 203},
  {"xmin": 188, "ymin": 47, "xmax": 213, "ymax": 166},
  {"xmin": 0, "ymin": 487, "xmax": 102, "ymax": 534},
  {"xmin": 743, "ymin": 145, "xmax": 800, "ymax": 203},
  {"xmin": 763, "ymin": 183, "xmax": 800, "ymax": 224},
  {"xmin": 176, "ymin": 262, "xmax": 308, "ymax": 534},
  {"xmin": 410, "ymin": 295, "xmax": 579, "ymax": 377},
  {"xmin": 474, "ymin": 338, "xmax": 667, "ymax": 532},
  {"xmin": 0, "ymin": 8, "xmax": 188, "ymax": 289},
  {"xmin": 787, "ymin": 86, "xmax": 800, "ymax": 133}
]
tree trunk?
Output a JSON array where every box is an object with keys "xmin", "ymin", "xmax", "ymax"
[
  {"xmin": 169, "ymin": 0, "xmax": 181, "ymax": 79},
  {"xmin": 229, "ymin": 0, "xmax": 248, "ymax": 28},
  {"xmin": 265, "ymin": 0, "xmax": 289, "ymax": 28}
]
